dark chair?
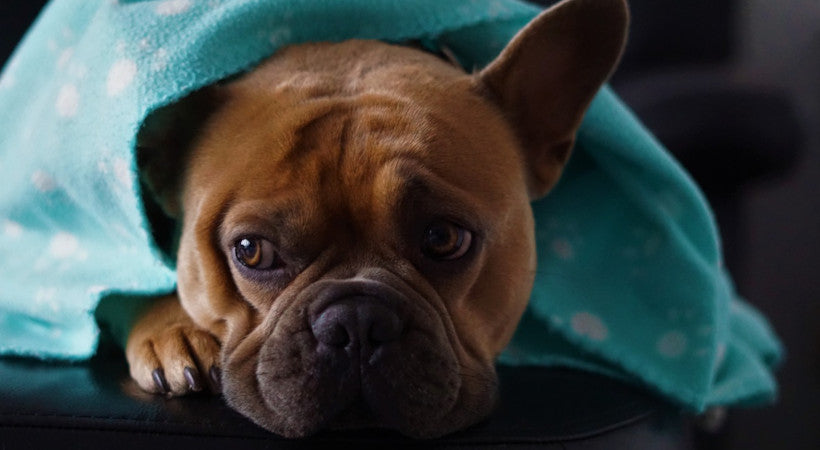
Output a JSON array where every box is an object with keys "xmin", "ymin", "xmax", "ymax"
[{"xmin": 1, "ymin": 339, "xmax": 692, "ymax": 449}]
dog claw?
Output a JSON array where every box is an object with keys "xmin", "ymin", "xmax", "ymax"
[
  {"xmin": 209, "ymin": 366, "xmax": 222, "ymax": 393},
  {"xmin": 152, "ymin": 368, "xmax": 170, "ymax": 394},
  {"xmin": 184, "ymin": 366, "xmax": 203, "ymax": 392}
]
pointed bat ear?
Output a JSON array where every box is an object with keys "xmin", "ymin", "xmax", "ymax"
[
  {"xmin": 137, "ymin": 86, "xmax": 225, "ymax": 217},
  {"xmin": 478, "ymin": 0, "xmax": 628, "ymax": 199}
]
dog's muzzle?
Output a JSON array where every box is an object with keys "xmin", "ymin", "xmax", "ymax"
[{"xmin": 253, "ymin": 278, "xmax": 460, "ymax": 435}]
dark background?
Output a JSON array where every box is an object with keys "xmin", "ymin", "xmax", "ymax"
[{"xmin": 1, "ymin": 1, "xmax": 818, "ymax": 449}]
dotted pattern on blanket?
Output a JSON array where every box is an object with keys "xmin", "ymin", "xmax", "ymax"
[{"xmin": 0, "ymin": 0, "xmax": 781, "ymax": 412}]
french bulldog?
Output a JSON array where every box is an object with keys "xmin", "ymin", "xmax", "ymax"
[{"xmin": 125, "ymin": 0, "xmax": 628, "ymax": 438}]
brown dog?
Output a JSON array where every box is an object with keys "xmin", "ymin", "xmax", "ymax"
[{"xmin": 126, "ymin": 0, "xmax": 628, "ymax": 438}]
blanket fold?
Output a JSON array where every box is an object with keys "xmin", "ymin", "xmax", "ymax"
[{"xmin": 0, "ymin": 0, "xmax": 781, "ymax": 412}]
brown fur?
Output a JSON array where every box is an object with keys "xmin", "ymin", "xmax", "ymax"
[{"xmin": 126, "ymin": 0, "xmax": 628, "ymax": 438}]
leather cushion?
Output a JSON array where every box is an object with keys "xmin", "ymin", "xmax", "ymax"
[{"xmin": 0, "ymin": 341, "xmax": 691, "ymax": 448}]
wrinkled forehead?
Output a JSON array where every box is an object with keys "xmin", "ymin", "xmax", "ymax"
[
  {"xmin": 209, "ymin": 93, "xmax": 523, "ymax": 218},
  {"xmin": 191, "ymin": 44, "xmax": 529, "ymax": 226}
]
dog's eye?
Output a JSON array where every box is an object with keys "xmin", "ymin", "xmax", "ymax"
[
  {"xmin": 421, "ymin": 220, "xmax": 472, "ymax": 260},
  {"xmin": 234, "ymin": 237, "xmax": 281, "ymax": 270}
]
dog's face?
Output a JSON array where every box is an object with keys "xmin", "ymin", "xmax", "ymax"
[
  {"xmin": 178, "ymin": 43, "xmax": 537, "ymax": 436},
  {"xmin": 139, "ymin": 0, "xmax": 627, "ymax": 438}
]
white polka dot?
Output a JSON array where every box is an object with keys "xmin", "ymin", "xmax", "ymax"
[
  {"xmin": 48, "ymin": 232, "xmax": 80, "ymax": 259},
  {"xmin": 551, "ymin": 238, "xmax": 574, "ymax": 260},
  {"xmin": 57, "ymin": 47, "xmax": 73, "ymax": 69},
  {"xmin": 113, "ymin": 157, "xmax": 132, "ymax": 188},
  {"xmin": 56, "ymin": 83, "xmax": 80, "ymax": 117},
  {"xmin": 3, "ymin": 220, "xmax": 23, "ymax": 238},
  {"xmin": 113, "ymin": 224, "xmax": 132, "ymax": 240},
  {"xmin": 155, "ymin": 0, "xmax": 193, "ymax": 16},
  {"xmin": 571, "ymin": 312, "xmax": 608, "ymax": 341},
  {"xmin": 107, "ymin": 59, "xmax": 137, "ymax": 96},
  {"xmin": 31, "ymin": 170, "xmax": 57, "ymax": 192},
  {"xmin": 34, "ymin": 287, "xmax": 60, "ymax": 314},
  {"xmin": 714, "ymin": 342, "xmax": 727, "ymax": 366},
  {"xmin": 151, "ymin": 48, "xmax": 169, "ymax": 72},
  {"xmin": 656, "ymin": 330, "xmax": 688, "ymax": 358},
  {"xmin": 0, "ymin": 73, "xmax": 15, "ymax": 90},
  {"xmin": 657, "ymin": 190, "xmax": 683, "ymax": 219},
  {"xmin": 1, "ymin": 58, "xmax": 18, "ymax": 89},
  {"xmin": 269, "ymin": 28, "xmax": 293, "ymax": 44},
  {"xmin": 34, "ymin": 287, "xmax": 57, "ymax": 305},
  {"xmin": 86, "ymin": 285, "xmax": 109, "ymax": 296},
  {"xmin": 488, "ymin": 1, "xmax": 508, "ymax": 16}
]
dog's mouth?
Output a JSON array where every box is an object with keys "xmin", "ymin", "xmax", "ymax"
[
  {"xmin": 258, "ymin": 324, "xmax": 461, "ymax": 435},
  {"xmin": 220, "ymin": 278, "xmax": 497, "ymax": 438}
]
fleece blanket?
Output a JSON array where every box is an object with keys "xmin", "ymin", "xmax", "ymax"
[{"xmin": 0, "ymin": 0, "xmax": 781, "ymax": 412}]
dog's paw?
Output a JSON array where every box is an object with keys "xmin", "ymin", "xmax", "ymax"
[{"xmin": 127, "ymin": 323, "xmax": 222, "ymax": 397}]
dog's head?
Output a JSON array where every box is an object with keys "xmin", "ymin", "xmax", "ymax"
[{"xmin": 139, "ymin": 0, "xmax": 627, "ymax": 438}]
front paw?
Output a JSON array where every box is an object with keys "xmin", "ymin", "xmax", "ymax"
[{"xmin": 127, "ymin": 324, "xmax": 222, "ymax": 397}]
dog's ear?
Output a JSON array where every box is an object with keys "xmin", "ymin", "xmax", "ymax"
[
  {"xmin": 137, "ymin": 87, "xmax": 224, "ymax": 217},
  {"xmin": 478, "ymin": 0, "xmax": 628, "ymax": 199}
]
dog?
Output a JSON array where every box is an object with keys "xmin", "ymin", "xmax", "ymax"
[{"xmin": 126, "ymin": 0, "xmax": 628, "ymax": 438}]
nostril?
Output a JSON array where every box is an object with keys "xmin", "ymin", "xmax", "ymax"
[
  {"xmin": 311, "ymin": 306, "xmax": 352, "ymax": 348},
  {"xmin": 365, "ymin": 305, "xmax": 402, "ymax": 344},
  {"xmin": 326, "ymin": 323, "xmax": 351, "ymax": 347}
]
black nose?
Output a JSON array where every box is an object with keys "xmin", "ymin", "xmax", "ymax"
[{"xmin": 311, "ymin": 298, "xmax": 403, "ymax": 349}]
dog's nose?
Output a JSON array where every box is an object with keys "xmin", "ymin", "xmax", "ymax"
[{"xmin": 311, "ymin": 298, "xmax": 403, "ymax": 349}]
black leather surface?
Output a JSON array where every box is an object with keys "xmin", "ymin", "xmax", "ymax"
[{"xmin": 0, "ymin": 342, "xmax": 692, "ymax": 448}]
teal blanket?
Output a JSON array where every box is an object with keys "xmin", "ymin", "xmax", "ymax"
[{"xmin": 0, "ymin": 0, "xmax": 781, "ymax": 412}]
